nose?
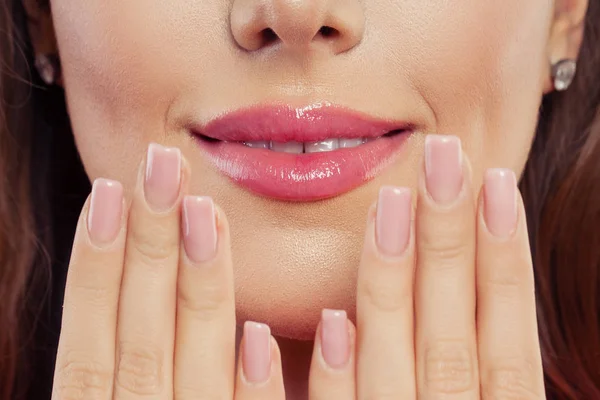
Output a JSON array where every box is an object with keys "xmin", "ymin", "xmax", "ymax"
[{"xmin": 230, "ymin": 0, "xmax": 365, "ymax": 54}]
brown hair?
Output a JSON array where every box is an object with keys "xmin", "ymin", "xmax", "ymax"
[
  {"xmin": 1, "ymin": 0, "xmax": 599, "ymax": 398},
  {"xmin": 522, "ymin": 0, "xmax": 600, "ymax": 394},
  {"xmin": 0, "ymin": 0, "xmax": 40, "ymax": 397}
]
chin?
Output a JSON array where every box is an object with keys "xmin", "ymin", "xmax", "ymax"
[{"xmin": 230, "ymin": 216, "xmax": 363, "ymax": 341}]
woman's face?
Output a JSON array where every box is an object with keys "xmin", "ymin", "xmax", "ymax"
[{"xmin": 50, "ymin": 0, "xmax": 553, "ymax": 339}]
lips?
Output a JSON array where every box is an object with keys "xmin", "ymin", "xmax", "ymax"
[{"xmin": 189, "ymin": 103, "xmax": 413, "ymax": 201}]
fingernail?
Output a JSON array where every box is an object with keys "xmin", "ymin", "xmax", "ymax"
[
  {"xmin": 425, "ymin": 135, "xmax": 463, "ymax": 204},
  {"xmin": 144, "ymin": 143, "xmax": 181, "ymax": 211},
  {"xmin": 483, "ymin": 169, "xmax": 518, "ymax": 238},
  {"xmin": 320, "ymin": 309, "xmax": 350, "ymax": 369},
  {"xmin": 376, "ymin": 186, "xmax": 412, "ymax": 257},
  {"xmin": 182, "ymin": 196, "xmax": 218, "ymax": 263},
  {"xmin": 242, "ymin": 322, "xmax": 271, "ymax": 384},
  {"xmin": 87, "ymin": 179, "xmax": 123, "ymax": 245}
]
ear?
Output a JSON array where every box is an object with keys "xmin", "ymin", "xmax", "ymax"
[{"xmin": 544, "ymin": 0, "xmax": 589, "ymax": 93}]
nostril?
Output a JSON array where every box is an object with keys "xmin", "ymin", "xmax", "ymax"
[
  {"xmin": 318, "ymin": 26, "xmax": 340, "ymax": 39},
  {"xmin": 260, "ymin": 28, "xmax": 279, "ymax": 46},
  {"xmin": 251, "ymin": 26, "xmax": 343, "ymax": 51}
]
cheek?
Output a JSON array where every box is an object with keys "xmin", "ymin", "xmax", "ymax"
[
  {"xmin": 429, "ymin": 2, "xmax": 551, "ymax": 175},
  {"xmin": 50, "ymin": 0, "xmax": 227, "ymax": 184},
  {"xmin": 372, "ymin": 0, "xmax": 552, "ymax": 180}
]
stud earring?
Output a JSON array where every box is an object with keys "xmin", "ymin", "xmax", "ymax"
[
  {"xmin": 35, "ymin": 54, "xmax": 61, "ymax": 85},
  {"xmin": 551, "ymin": 59, "xmax": 577, "ymax": 92}
]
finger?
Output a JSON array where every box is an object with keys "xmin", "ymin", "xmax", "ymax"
[
  {"xmin": 308, "ymin": 310, "xmax": 356, "ymax": 400},
  {"xmin": 234, "ymin": 322, "xmax": 286, "ymax": 400},
  {"xmin": 415, "ymin": 135, "xmax": 479, "ymax": 398},
  {"xmin": 476, "ymin": 169, "xmax": 545, "ymax": 398},
  {"xmin": 113, "ymin": 143, "xmax": 186, "ymax": 399},
  {"xmin": 356, "ymin": 187, "xmax": 417, "ymax": 399},
  {"xmin": 51, "ymin": 179, "xmax": 125, "ymax": 400},
  {"xmin": 173, "ymin": 197, "xmax": 236, "ymax": 399}
]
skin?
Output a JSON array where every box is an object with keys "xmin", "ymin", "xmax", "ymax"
[
  {"xmin": 37, "ymin": 0, "xmax": 584, "ymax": 337},
  {"xmin": 23, "ymin": 0, "xmax": 589, "ymax": 398},
  {"xmin": 53, "ymin": 142, "xmax": 547, "ymax": 399}
]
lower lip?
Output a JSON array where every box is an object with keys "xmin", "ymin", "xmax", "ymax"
[{"xmin": 194, "ymin": 132, "xmax": 412, "ymax": 201}]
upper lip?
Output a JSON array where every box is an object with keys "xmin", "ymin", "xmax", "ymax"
[{"xmin": 190, "ymin": 103, "xmax": 414, "ymax": 143}]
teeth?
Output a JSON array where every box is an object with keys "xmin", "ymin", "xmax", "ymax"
[
  {"xmin": 270, "ymin": 141, "xmax": 304, "ymax": 154},
  {"xmin": 339, "ymin": 138, "xmax": 365, "ymax": 148},
  {"xmin": 243, "ymin": 137, "xmax": 376, "ymax": 152},
  {"xmin": 243, "ymin": 140, "xmax": 270, "ymax": 149},
  {"xmin": 305, "ymin": 139, "xmax": 339, "ymax": 153}
]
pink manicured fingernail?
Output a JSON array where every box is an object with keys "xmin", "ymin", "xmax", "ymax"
[
  {"xmin": 376, "ymin": 186, "xmax": 412, "ymax": 257},
  {"xmin": 320, "ymin": 309, "xmax": 350, "ymax": 369},
  {"xmin": 182, "ymin": 196, "xmax": 218, "ymax": 263},
  {"xmin": 87, "ymin": 179, "xmax": 123, "ymax": 245},
  {"xmin": 425, "ymin": 135, "xmax": 463, "ymax": 204},
  {"xmin": 242, "ymin": 322, "xmax": 271, "ymax": 384},
  {"xmin": 144, "ymin": 143, "xmax": 181, "ymax": 211},
  {"xmin": 483, "ymin": 169, "xmax": 518, "ymax": 238}
]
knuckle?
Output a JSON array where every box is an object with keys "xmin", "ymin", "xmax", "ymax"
[
  {"xmin": 419, "ymin": 234, "xmax": 471, "ymax": 271},
  {"xmin": 423, "ymin": 340, "xmax": 476, "ymax": 395},
  {"xmin": 130, "ymin": 226, "xmax": 178, "ymax": 264},
  {"xmin": 116, "ymin": 342, "xmax": 164, "ymax": 395},
  {"xmin": 485, "ymin": 276, "xmax": 521, "ymax": 301},
  {"xmin": 54, "ymin": 359, "xmax": 112, "ymax": 400},
  {"xmin": 484, "ymin": 266, "xmax": 533, "ymax": 300},
  {"xmin": 359, "ymin": 275, "xmax": 409, "ymax": 313},
  {"xmin": 67, "ymin": 284, "xmax": 117, "ymax": 312},
  {"xmin": 483, "ymin": 362, "xmax": 541, "ymax": 399},
  {"xmin": 178, "ymin": 282, "xmax": 230, "ymax": 321}
]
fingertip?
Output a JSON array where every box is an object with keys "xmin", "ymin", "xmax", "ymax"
[
  {"xmin": 181, "ymin": 195, "xmax": 218, "ymax": 263},
  {"xmin": 85, "ymin": 178, "xmax": 125, "ymax": 248},
  {"xmin": 318, "ymin": 309, "xmax": 352, "ymax": 371},
  {"xmin": 418, "ymin": 134, "xmax": 474, "ymax": 209},
  {"xmin": 133, "ymin": 143, "xmax": 188, "ymax": 214},
  {"xmin": 308, "ymin": 310, "xmax": 356, "ymax": 399},
  {"xmin": 478, "ymin": 168, "xmax": 521, "ymax": 241},
  {"xmin": 241, "ymin": 321, "xmax": 272, "ymax": 386}
]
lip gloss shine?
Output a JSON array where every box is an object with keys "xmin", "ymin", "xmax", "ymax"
[{"xmin": 191, "ymin": 104, "xmax": 414, "ymax": 201}]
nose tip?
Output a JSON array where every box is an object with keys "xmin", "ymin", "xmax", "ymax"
[{"xmin": 230, "ymin": 0, "xmax": 365, "ymax": 54}]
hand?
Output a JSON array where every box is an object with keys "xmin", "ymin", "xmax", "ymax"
[
  {"xmin": 51, "ymin": 143, "xmax": 290, "ymax": 399},
  {"xmin": 51, "ymin": 135, "xmax": 545, "ymax": 400},
  {"xmin": 333, "ymin": 134, "xmax": 545, "ymax": 399}
]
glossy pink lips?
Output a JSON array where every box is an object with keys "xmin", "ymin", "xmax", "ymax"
[{"xmin": 190, "ymin": 104, "xmax": 413, "ymax": 201}]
